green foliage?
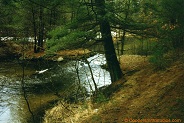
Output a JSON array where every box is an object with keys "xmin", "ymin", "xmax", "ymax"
[
  {"xmin": 0, "ymin": 0, "xmax": 18, "ymax": 34},
  {"xmin": 136, "ymin": 48, "xmax": 149, "ymax": 56},
  {"xmin": 147, "ymin": 0, "xmax": 184, "ymax": 69},
  {"xmin": 91, "ymin": 114, "xmax": 101, "ymax": 122},
  {"xmin": 149, "ymin": 40, "xmax": 170, "ymax": 69},
  {"xmin": 135, "ymin": 39, "xmax": 154, "ymax": 56},
  {"xmin": 149, "ymin": 53, "xmax": 167, "ymax": 70},
  {"xmin": 93, "ymin": 92, "xmax": 109, "ymax": 103},
  {"xmin": 170, "ymin": 98, "xmax": 184, "ymax": 118},
  {"xmin": 46, "ymin": 0, "xmax": 98, "ymax": 53},
  {"xmin": 48, "ymin": 27, "xmax": 69, "ymax": 40},
  {"xmin": 46, "ymin": 26, "xmax": 95, "ymax": 53},
  {"xmin": 160, "ymin": 0, "xmax": 184, "ymax": 49},
  {"xmin": 122, "ymin": 37, "xmax": 155, "ymax": 55},
  {"xmin": 93, "ymin": 83, "xmax": 123, "ymax": 104}
]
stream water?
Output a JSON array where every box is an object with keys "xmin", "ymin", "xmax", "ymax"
[{"xmin": 0, "ymin": 54, "xmax": 111, "ymax": 123}]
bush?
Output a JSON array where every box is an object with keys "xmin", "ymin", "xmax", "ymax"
[
  {"xmin": 93, "ymin": 92, "xmax": 109, "ymax": 103},
  {"xmin": 149, "ymin": 54, "xmax": 168, "ymax": 69},
  {"xmin": 136, "ymin": 39, "xmax": 155, "ymax": 56},
  {"xmin": 149, "ymin": 40, "xmax": 170, "ymax": 69}
]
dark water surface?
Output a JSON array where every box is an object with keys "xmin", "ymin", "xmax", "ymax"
[{"xmin": 0, "ymin": 54, "xmax": 111, "ymax": 123}]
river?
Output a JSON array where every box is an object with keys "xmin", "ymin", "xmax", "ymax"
[{"xmin": 0, "ymin": 54, "xmax": 111, "ymax": 123}]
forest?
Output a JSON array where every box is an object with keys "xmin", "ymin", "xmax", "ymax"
[{"xmin": 0, "ymin": 0, "xmax": 184, "ymax": 123}]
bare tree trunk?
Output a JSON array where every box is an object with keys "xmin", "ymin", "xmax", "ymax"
[
  {"xmin": 21, "ymin": 39, "xmax": 35, "ymax": 122},
  {"xmin": 85, "ymin": 58, "xmax": 98, "ymax": 92},
  {"xmin": 74, "ymin": 60, "xmax": 82, "ymax": 100},
  {"xmin": 49, "ymin": 10, "xmax": 53, "ymax": 27},
  {"xmin": 121, "ymin": 30, "xmax": 126, "ymax": 55},
  {"xmin": 31, "ymin": 6, "xmax": 37, "ymax": 53},
  {"xmin": 37, "ymin": 6, "xmax": 44, "ymax": 52}
]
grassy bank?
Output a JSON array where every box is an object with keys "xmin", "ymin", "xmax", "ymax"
[{"xmin": 43, "ymin": 53, "xmax": 184, "ymax": 123}]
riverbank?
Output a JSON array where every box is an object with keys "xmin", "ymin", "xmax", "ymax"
[
  {"xmin": 0, "ymin": 51, "xmax": 111, "ymax": 123},
  {"xmin": 43, "ymin": 54, "xmax": 184, "ymax": 123},
  {"xmin": 0, "ymin": 40, "xmax": 21, "ymax": 60},
  {"xmin": 0, "ymin": 40, "xmax": 95, "ymax": 62},
  {"xmin": 23, "ymin": 48, "xmax": 93, "ymax": 62}
]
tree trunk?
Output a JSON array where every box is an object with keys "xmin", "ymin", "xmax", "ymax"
[
  {"xmin": 95, "ymin": 0, "xmax": 123, "ymax": 82},
  {"xmin": 37, "ymin": 6, "xmax": 44, "ymax": 52},
  {"xmin": 31, "ymin": 6, "xmax": 37, "ymax": 53},
  {"xmin": 121, "ymin": 0, "xmax": 130, "ymax": 55},
  {"xmin": 121, "ymin": 30, "xmax": 126, "ymax": 55}
]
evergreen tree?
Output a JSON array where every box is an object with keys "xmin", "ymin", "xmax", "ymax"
[
  {"xmin": 95, "ymin": 0, "xmax": 123, "ymax": 82},
  {"xmin": 46, "ymin": 0, "xmax": 123, "ymax": 82}
]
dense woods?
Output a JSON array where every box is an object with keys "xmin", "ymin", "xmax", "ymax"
[{"xmin": 0, "ymin": 0, "xmax": 184, "ymax": 123}]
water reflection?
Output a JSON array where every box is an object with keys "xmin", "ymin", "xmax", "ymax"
[
  {"xmin": 0, "ymin": 54, "xmax": 111, "ymax": 123},
  {"xmin": 0, "ymin": 85, "xmax": 24, "ymax": 123}
]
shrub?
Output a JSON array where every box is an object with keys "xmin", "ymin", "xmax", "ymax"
[
  {"xmin": 149, "ymin": 40, "xmax": 170, "ymax": 69},
  {"xmin": 93, "ymin": 92, "xmax": 109, "ymax": 103}
]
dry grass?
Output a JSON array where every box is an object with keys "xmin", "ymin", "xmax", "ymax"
[
  {"xmin": 119, "ymin": 55, "xmax": 149, "ymax": 72},
  {"xmin": 23, "ymin": 48, "xmax": 91, "ymax": 60},
  {"xmin": 57, "ymin": 49, "xmax": 90, "ymax": 57},
  {"xmin": 44, "ymin": 101, "xmax": 98, "ymax": 123}
]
